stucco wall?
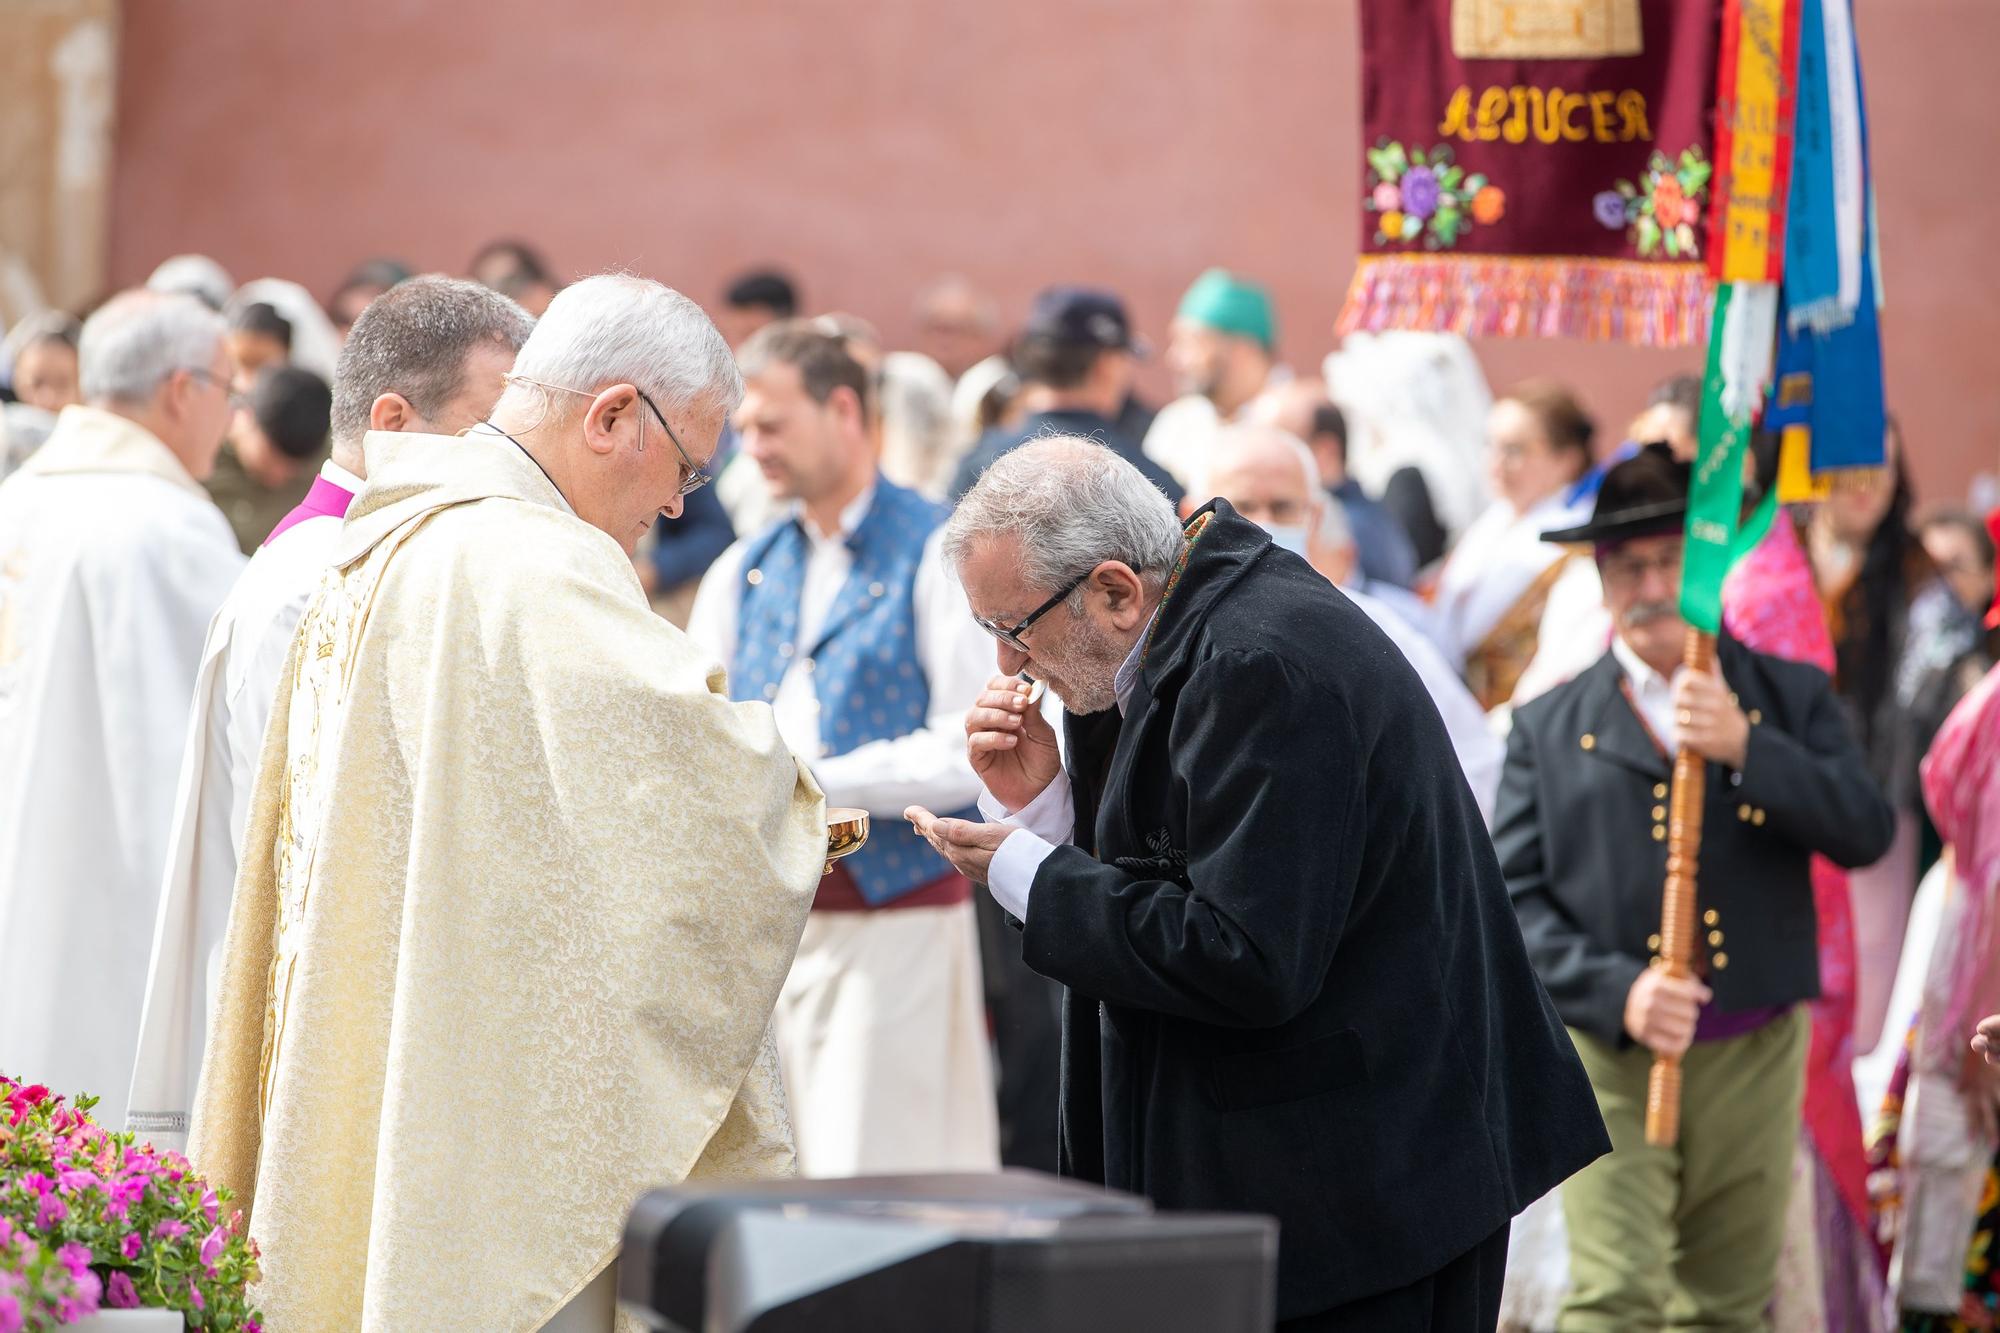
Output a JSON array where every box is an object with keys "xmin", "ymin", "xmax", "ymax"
[{"xmin": 103, "ymin": 0, "xmax": 1997, "ymax": 502}]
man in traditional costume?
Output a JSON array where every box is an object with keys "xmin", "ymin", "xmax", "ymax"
[
  {"xmin": 909, "ymin": 438, "xmax": 1607, "ymax": 1330},
  {"xmin": 190, "ymin": 275, "xmax": 826, "ymax": 1330},
  {"xmin": 128, "ymin": 277, "xmax": 531, "ymax": 1151},
  {"xmin": 0, "ymin": 291, "xmax": 244, "ymax": 1127},
  {"xmin": 1494, "ymin": 446, "xmax": 1895, "ymax": 1330},
  {"xmin": 688, "ymin": 320, "xmax": 999, "ymax": 1176}
]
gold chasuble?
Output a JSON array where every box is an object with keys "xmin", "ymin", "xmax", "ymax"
[{"xmin": 189, "ymin": 431, "xmax": 826, "ymax": 1331}]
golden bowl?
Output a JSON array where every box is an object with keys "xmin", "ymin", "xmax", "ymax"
[{"xmin": 824, "ymin": 807, "xmax": 870, "ymax": 876}]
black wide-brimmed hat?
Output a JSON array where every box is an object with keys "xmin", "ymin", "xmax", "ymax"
[{"xmin": 1541, "ymin": 442, "xmax": 1691, "ymax": 545}]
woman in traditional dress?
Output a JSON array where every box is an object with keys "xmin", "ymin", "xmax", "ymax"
[
  {"xmin": 1868, "ymin": 653, "xmax": 2000, "ymax": 1332},
  {"xmin": 1431, "ymin": 379, "xmax": 1595, "ymax": 711}
]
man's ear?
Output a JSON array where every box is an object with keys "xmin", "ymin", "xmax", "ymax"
[
  {"xmin": 369, "ymin": 392, "xmax": 416, "ymax": 434},
  {"xmin": 1092, "ymin": 561, "xmax": 1150, "ymax": 629},
  {"xmin": 582, "ymin": 384, "xmax": 641, "ymax": 457}
]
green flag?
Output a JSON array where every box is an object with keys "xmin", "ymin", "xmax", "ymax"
[{"xmin": 1680, "ymin": 283, "xmax": 1754, "ymax": 635}]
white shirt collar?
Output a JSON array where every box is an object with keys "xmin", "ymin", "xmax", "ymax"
[
  {"xmin": 797, "ymin": 482, "xmax": 877, "ymax": 546},
  {"xmin": 1112, "ymin": 605, "xmax": 1161, "ymax": 716},
  {"xmin": 1611, "ymin": 632, "xmax": 1677, "ymax": 694},
  {"xmin": 320, "ymin": 457, "xmax": 365, "ymax": 493}
]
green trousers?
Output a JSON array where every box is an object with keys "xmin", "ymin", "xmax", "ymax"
[{"xmin": 1558, "ymin": 1007, "xmax": 1808, "ymax": 1333}]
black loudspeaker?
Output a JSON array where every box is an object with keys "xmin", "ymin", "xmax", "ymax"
[{"xmin": 618, "ymin": 1170, "xmax": 1277, "ymax": 1332}]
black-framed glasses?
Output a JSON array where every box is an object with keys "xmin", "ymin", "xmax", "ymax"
[
  {"xmin": 508, "ymin": 373, "xmax": 711, "ymax": 498},
  {"xmin": 975, "ymin": 572, "xmax": 1088, "ymax": 652},
  {"xmin": 632, "ymin": 385, "xmax": 712, "ymax": 498},
  {"xmin": 179, "ymin": 366, "xmax": 249, "ymax": 411}
]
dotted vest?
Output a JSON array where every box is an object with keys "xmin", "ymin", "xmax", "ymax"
[{"xmin": 731, "ymin": 480, "xmax": 961, "ymax": 904}]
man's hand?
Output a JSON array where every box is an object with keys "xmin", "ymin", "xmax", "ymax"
[
  {"xmin": 1672, "ymin": 669, "xmax": 1750, "ymax": 770},
  {"xmin": 1624, "ymin": 967, "xmax": 1713, "ymax": 1057},
  {"xmin": 966, "ymin": 674, "xmax": 1062, "ymax": 812},
  {"xmin": 1974, "ymin": 1014, "xmax": 2000, "ymax": 1067},
  {"xmin": 906, "ymin": 807, "xmax": 1013, "ymax": 886}
]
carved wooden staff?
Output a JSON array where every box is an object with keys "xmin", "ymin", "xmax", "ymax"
[{"xmin": 1644, "ymin": 626, "xmax": 1718, "ymax": 1146}]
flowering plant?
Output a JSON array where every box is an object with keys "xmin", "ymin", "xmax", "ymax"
[
  {"xmin": 0, "ymin": 1076, "xmax": 262, "ymax": 1330},
  {"xmin": 1363, "ymin": 140, "xmax": 1505, "ymax": 250},
  {"xmin": 1597, "ymin": 146, "xmax": 1712, "ymax": 259}
]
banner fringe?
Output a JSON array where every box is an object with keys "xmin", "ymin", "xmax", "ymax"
[{"xmin": 1336, "ymin": 255, "xmax": 1716, "ymax": 349}]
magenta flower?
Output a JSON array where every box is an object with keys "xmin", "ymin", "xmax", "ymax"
[
  {"xmin": 56, "ymin": 1242, "xmax": 92, "ymax": 1277},
  {"xmin": 152, "ymin": 1218, "xmax": 188, "ymax": 1243},
  {"xmin": 0, "ymin": 1292, "xmax": 20, "ymax": 1333},
  {"xmin": 106, "ymin": 1174, "xmax": 147, "ymax": 1220},
  {"xmin": 187, "ymin": 1277, "xmax": 205, "ymax": 1311},
  {"xmin": 160, "ymin": 1152, "xmax": 190, "ymax": 1182},
  {"xmin": 121, "ymin": 1231, "xmax": 144, "ymax": 1260},
  {"xmin": 35, "ymin": 1194, "xmax": 67, "ymax": 1229},
  {"xmin": 4, "ymin": 1083, "xmax": 48, "ymax": 1126},
  {"xmin": 123, "ymin": 1148, "xmax": 158, "ymax": 1177},
  {"xmin": 1399, "ymin": 165, "xmax": 1441, "ymax": 220},
  {"xmin": 57, "ymin": 1167, "xmax": 100, "ymax": 1195},
  {"xmin": 200, "ymin": 1225, "xmax": 224, "ymax": 1273},
  {"xmin": 105, "ymin": 1271, "xmax": 140, "ymax": 1309},
  {"xmin": 245, "ymin": 1322, "xmax": 262, "ymax": 1333},
  {"xmin": 18, "ymin": 1172, "xmax": 54, "ymax": 1198},
  {"xmin": 201, "ymin": 1187, "xmax": 219, "ymax": 1224}
]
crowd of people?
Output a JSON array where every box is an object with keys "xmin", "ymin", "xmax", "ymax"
[{"xmin": 0, "ymin": 241, "xmax": 1997, "ymax": 1332}]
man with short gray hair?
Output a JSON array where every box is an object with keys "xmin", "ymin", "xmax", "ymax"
[
  {"xmin": 907, "ymin": 436, "xmax": 1609, "ymax": 1330},
  {"xmin": 190, "ymin": 274, "xmax": 827, "ymax": 1330},
  {"xmin": 128, "ymin": 276, "xmax": 531, "ymax": 1152},
  {"xmin": 0, "ymin": 289, "xmax": 246, "ymax": 1130}
]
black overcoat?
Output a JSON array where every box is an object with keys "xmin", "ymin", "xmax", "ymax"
[
  {"xmin": 1017, "ymin": 501, "xmax": 1609, "ymax": 1319},
  {"xmin": 1494, "ymin": 639, "xmax": 1896, "ymax": 1045}
]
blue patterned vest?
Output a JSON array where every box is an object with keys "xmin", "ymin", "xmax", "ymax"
[{"xmin": 730, "ymin": 479, "xmax": 963, "ymax": 905}]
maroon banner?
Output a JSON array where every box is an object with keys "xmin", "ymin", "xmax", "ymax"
[{"xmin": 1339, "ymin": 0, "xmax": 1721, "ymax": 347}]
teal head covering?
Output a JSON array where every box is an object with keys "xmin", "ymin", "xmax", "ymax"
[{"xmin": 1174, "ymin": 269, "xmax": 1276, "ymax": 350}]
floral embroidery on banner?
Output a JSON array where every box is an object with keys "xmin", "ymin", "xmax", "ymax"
[
  {"xmin": 1364, "ymin": 141, "xmax": 1506, "ymax": 250},
  {"xmin": 1597, "ymin": 146, "xmax": 1712, "ymax": 259}
]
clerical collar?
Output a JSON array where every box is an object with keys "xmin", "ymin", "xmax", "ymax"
[{"xmin": 320, "ymin": 457, "xmax": 364, "ymax": 494}]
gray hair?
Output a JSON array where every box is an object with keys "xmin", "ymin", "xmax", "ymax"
[
  {"xmin": 3, "ymin": 310, "xmax": 82, "ymax": 364},
  {"xmin": 495, "ymin": 273, "xmax": 741, "ymax": 426},
  {"xmin": 945, "ymin": 436, "xmax": 1184, "ymax": 601},
  {"xmin": 78, "ymin": 290, "xmax": 227, "ymax": 407},
  {"xmin": 145, "ymin": 254, "xmax": 235, "ymax": 311},
  {"xmin": 330, "ymin": 276, "xmax": 533, "ymax": 451},
  {"xmin": 1191, "ymin": 422, "xmax": 1323, "ymax": 501}
]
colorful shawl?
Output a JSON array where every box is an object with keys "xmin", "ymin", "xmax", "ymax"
[
  {"xmin": 1722, "ymin": 515, "xmax": 1879, "ymax": 1246},
  {"xmin": 1339, "ymin": 0, "xmax": 1719, "ymax": 348},
  {"xmin": 1918, "ymin": 663, "xmax": 2000, "ymax": 1071}
]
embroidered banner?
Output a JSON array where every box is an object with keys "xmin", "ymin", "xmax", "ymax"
[
  {"xmin": 1339, "ymin": 0, "xmax": 1720, "ymax": 348},
  {"xmin": 1708, "ymin": 0, "xmax": 1804, "ymax": 281}
]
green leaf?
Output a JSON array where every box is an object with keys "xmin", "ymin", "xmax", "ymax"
[
  {"xmin": 1439, "ymin": 165, "xmax": 1464, "ymax": 188},
  {"xmin": 1637, "ymin": 215, "xmax": 1662, "ymax": 255},
  {"xmin": 1664, "ymin": 227, "xmax": 1681, "ymax": 258},
  {"xmin": 1681, "ymin": 161, "xmax": 1713, "ymax": 196},
  {"xmin": 1411, "ymin": 146, "xmax": 1428, "ymax": 166},
  {"xmin": 1400, "ymin": 213, "xmax": 1425, "ymax": 241}
]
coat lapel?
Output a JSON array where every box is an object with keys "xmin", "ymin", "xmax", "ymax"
[{"xmin": 1576, "ymin": 652, "xmax": 1673, "ymax": 781}]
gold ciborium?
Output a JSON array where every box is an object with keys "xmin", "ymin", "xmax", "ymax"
[{"xmin": 824, "ymin": 807, "xmax": 870, "ymax": 876}]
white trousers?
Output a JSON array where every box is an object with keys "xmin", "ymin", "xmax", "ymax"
[{"xmin": 773, "ymin": 901, "xmax": 999, "ymax": 1177}]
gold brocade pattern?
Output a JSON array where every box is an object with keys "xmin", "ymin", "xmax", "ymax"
[{"xmin": 189, "ymin": 433, "xmax": 825, "ymax": 1332}]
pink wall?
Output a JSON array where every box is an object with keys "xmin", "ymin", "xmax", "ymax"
[{"xmin": 108, "ymin": 0, "xmax": 1997, "ymax": 504}]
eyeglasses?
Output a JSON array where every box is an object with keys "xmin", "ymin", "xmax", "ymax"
[
  {"xmin": 179, "ymin": 367, "xmax": 249, "ymax": 411},
  {"xmin": 507, "ymin": 374, "xmax": 711, "ymax": 497},
  {"xmin": 1599, "ymin": 545, "xmax": 1684, "ymax": 587},
  {"xmin": 974, "ymin": 572, "xmax": 1088, "ymax": 653}
]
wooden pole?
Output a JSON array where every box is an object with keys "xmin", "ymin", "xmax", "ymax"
[{"xmin": 1645, "ymin": 626, "xmax": 1717, "ymax": 1147}]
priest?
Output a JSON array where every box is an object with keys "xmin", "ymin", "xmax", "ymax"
[
  {"xmin": 190, "ymin": 274, "xmax": 826, "ymax": 1330},
  {"xmin": 128, "ymin": 276, "xmax": 531, "ymax": 1151},
  {"xmin": 0, "ymin": 290, "xmax": 244, "ymax": 1127}
]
